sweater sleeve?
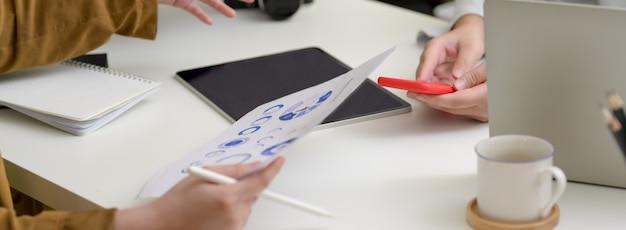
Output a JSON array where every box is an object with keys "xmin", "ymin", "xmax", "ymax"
[
  {"xmin": 0, "ymin": 0, "xmax": 158, "ymax": 74},
  {"xmin": 0, "ymin": 209, "xmax": 117, "ymax": 230},
  {"xmin": 0, "ymin": 152, "xmax": 118, "ymax": 230},
  {"xmin": 452, "ymin": 0, "xmax": 484, "ymax": 24}
]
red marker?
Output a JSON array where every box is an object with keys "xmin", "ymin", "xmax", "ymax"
[{"xmin": 377, "ymin": 76, "xmax": 455, "ymax": 95}]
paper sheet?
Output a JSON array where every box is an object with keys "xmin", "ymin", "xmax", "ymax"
[{"xmin": 138, "ymin": 47, "xmax": 395, "ymax": 198}]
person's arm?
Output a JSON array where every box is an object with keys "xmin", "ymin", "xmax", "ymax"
[
  {"xmin": 0, "ymin": 0, "xmax": 158, "ymax": 74},
  {"xmin": 0, "ymin": 149, "xmax": 284, "ymax": 230}
]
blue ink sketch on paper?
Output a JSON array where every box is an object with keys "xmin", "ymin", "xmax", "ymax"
[
  {"xmin": 238, "ymin": 126, "xmax": 261, "ymax": 136},
  {"xmin": 279, "ymin": 91, "xmax": 332, "ymax": 121},
  {"xmin": 218, "ymin": 137, "xmax": 249, "ymax": 148},
  {"xmin": 261, "ymin": 138, "xmax": 297, "ymax": 156}
]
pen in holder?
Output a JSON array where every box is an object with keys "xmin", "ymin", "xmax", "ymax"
[{"xmin": 603, "ymin": 91, "xmax": 626, "ymax": 162}]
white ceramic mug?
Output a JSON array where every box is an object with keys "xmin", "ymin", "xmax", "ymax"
[{"xmin": 475, "ymin": 135, "xmax": 567, "ymax": 224}]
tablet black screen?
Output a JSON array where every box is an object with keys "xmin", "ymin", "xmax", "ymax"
[{"xmin": 176, "ymin": 47, "xmax": 410, "ymax": 126}]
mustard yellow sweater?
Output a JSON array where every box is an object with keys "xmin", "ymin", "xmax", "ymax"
[{"xmin": 0, "ymin": 0, "xmax": 158, "ymax": 74}]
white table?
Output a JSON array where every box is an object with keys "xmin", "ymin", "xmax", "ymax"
[{"xmin": 1, "ymin": 0, "xmax": 625, "ymax": 229}]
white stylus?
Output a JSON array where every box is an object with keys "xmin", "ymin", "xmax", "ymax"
[{"xmin": 187, "ymin": 166, "xmax": 334, "ymax": 218}]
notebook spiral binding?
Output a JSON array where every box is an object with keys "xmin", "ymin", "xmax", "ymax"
[{"xmin": 61, "ymin": 60, "xmax": 155, "ymax": 84}]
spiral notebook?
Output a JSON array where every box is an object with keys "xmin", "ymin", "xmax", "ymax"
[{"xmin": 0, "ymin": 60, "xmax": 161, "ymax": 135}]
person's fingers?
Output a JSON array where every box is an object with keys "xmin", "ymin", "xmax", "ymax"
[
  {"xmin": 415, "ymin": 84, "xmax": 484, "ymax": 109},
  {"xmin": 407, "ymin": 83, "xmax": 488, "ymax": 121},
  {"xmin": 236, "ymin": 157, "xmax": 285, "ymax": 197},
  {"xmin": 454, "ymin": 61, "xmax": 486, "ymax": 90},
  {"xmin": 245, "ymin": 196, "xmax": 259, "ymax": 205},
  {"xmin": 201, "ymin": 161, "xmax": 261, "ymax": 178},
  {"xmin": 419, "ymin": 100, "xmax": 487, "ymax": 122},
  {"xmin": 242, "ymin": 196, "xmax": 259, "ymax": 212},
  {"xmin": 202, "ymin": 0, "xmax": 237, "ymax": 18},
  {"xmin": 451, "ymin": 43, "xmax": 484, "ymax": 80},
  {"xmin": 239, "ymin": 0, "xmax": 255, "ymax": 3},
  {"xmin": 409, "ymin": 93, "xmax": 471, "ymax": 110},
  {"xmin": 416, "ymin": 39, "xmax": 448, "ymax": 81},
  {"xmin": 449, "ymin": 14, "xmax": 485, "ymax": 79},
  {"xmin": 166, "ymin": 0, "xmax": 214, "ymax": 25},
  {"xmin": 432, "ymin": 61, "xmax": 455, "ymax": 84},
  {"xmin": 187, "ymin": 5, "xmax": 214, "ymax": 25}
]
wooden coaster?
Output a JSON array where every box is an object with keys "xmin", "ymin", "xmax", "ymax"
[{"xmin": 466, "ymin": 198, "xmax": 559, "ymax": 230}]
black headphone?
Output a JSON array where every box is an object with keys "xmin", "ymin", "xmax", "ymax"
[{"xmin": 224, "ymin": 0, "xmax": 312, "ymax": 20}]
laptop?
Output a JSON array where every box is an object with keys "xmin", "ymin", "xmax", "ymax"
[{"xmin": 485, "ymin": 0, "xmax": 626, "ymax": 188}]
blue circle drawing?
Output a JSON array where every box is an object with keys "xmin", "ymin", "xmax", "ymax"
[
  {"xmin": 261, "ymin": 138, "xmax": 297, "ymax": 156},
  {"xmin": 218, "ymin": 137, "xmax": 249, "ymax": 148},
  {"xmin": 216, "ymin": 153, "xmax": 252, "ymax": 164},
  {"xmin": 268, "ymin": 128, "xmax": 282, "ymax": 134},
  {"xmin": 251, "ymin": 116, "xmax": 272, "ymax": 126},
  {"xmin": 263, "ymin": 104, "xmax": 284, "ymax": 114},
  {"xmin": 257, "ymin": 136, "xmax": 274, "ymax": 144},
  {"xmin": 279, "ymin": 91, "xmax": 332, "ymax": 121},
  {"xmin": 256, "ymin": 136, "xmax": 274, "ymax": 148},
  {"xmin": 238, "ymin": 126, "xmax": 261, "ymax": 136},
  {"xmin": 205, "ymin": 150, "xmax": 225, "ymax": 158}
]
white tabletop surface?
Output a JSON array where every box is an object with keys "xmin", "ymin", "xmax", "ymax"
[{"xmin": 1, "ymin": 0, "xmax": 625, "ymax": 229}]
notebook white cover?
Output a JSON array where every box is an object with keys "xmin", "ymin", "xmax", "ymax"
[{"xmin": 0, "ymin": 61, "xmax": 161, "ymax": 135}]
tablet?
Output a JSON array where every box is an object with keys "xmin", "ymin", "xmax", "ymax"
[{"xmin": 175, "ymin": 47, "xmax": 411, "ymax": 129}]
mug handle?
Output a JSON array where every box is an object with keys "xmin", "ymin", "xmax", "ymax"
[{"xmin": 540, "ymin": 166, "xmax": 567, "ymax": 219}]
